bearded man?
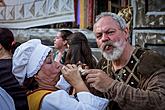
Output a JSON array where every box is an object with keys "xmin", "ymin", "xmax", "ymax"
[{"xmin": 85, "ymin": 12, "xmax": 165, "ymax": 110}]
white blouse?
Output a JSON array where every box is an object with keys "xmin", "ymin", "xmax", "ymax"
[{"xmin": 41, "ymin": 90, "xmax": 109, "ymax": 110}]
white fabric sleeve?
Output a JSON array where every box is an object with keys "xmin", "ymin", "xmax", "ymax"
[
  {"xmin": 56, "ymin": 75, "xmax": 71, "ymax": 92},
  {"xmin": 77, "ymin": 92, "xmax": 109, "ymax": 110},
  {"xmin": 41, "ymin": 90, "xmax": 109, "ymax": 110},
  {"xmin": 0, "ymin": 87, "xmax": 16, "ymax": 110}
]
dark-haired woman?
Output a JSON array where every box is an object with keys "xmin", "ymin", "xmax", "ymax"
[
  {"xmin": 57, "ymin": 32, "xmax": 103, "ymax": 97},
  {"xmin": 53, "ymin": 30, "xmax": 72, "ymax": 64},
  {"xmin": 0, "ymin": 28, "xmax": 29, "ymax": 110},
  {"xmin": 65, "ymin": 32, "xmax": 96, "ymax": 68}
]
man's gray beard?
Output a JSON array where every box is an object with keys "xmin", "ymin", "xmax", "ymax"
[{"xmin": 102, "ymin": 40, "xmax": 125, "ymax": 61}]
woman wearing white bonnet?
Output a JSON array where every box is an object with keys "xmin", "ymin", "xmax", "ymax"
[{"xmin": 12, "ymin": 39, "xmax": 109, "ymax": 110}]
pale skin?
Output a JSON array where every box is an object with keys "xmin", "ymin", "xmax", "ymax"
[{"xmin": 86, "ymin": 16, "xmax": 135, "ymax": 92}]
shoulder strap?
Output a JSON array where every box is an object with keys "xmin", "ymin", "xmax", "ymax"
[{"xmin": 27, "ymin": 89, "xmax": 53, "ymax": 110}]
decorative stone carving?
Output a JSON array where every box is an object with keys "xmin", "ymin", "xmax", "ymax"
[
  {"xmin": 132, "ymin": 0, "xmax": 165, "ymax": 28},
  {"xmin": 132, "ymin": 0, "xmax": 165, "ymax": 56},
  {"xmin": 0, "ymin": 0, "xmax": 75, "ymax": 28}
]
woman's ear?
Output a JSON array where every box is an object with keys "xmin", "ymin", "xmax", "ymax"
[{"xmin": 63, "ymin": 40, "xmax": 67, "ymax": 46}]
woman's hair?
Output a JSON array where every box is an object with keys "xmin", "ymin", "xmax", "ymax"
[
  {"xmin": 59, "ymin": 30, "xmax": 73, "ymax": 41},
  {"xmin": 65, "ymin": 32, "xmax": 102, "ymax": 96},
  {"xmin": 0, "ymin": 28, "xmax": 18, "ymax": 54},
  {"xmin": 65, "ymin": 32, "xmax": 96, "ymax": 69}
]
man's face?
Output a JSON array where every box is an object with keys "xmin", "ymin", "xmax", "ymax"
[
  {"xmin": 54, "ymin": 32, "xmax": 65, "ymax": 50},
  {"xmin": 93, "ymin": 16, "xmax": 128, "ymax": 61}
]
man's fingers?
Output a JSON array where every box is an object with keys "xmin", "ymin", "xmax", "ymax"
[
  {"xmin": 86, "ymin": 77, "xmax": 96, "ymax": 83},
  {"xmin": 86, "ymin": 72, "xmax": 98, "ymax": 79},
  {"xmin": 85, "ymin": 69, "xmax": 101, "ymax": 75}
]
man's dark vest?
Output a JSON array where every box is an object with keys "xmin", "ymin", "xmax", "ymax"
[{"xmin": 97, "ymin": 47, "xmax": 165, "ymax": 110}]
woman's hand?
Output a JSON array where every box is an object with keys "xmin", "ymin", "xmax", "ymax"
[{"xmin": 61, "ymin": 64, "xmax": 89, "ymax": 93}]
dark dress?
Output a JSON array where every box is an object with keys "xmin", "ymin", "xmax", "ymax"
[{"xmin": 0, "ymin": 59, "xmax": 29, "ymax": 110}]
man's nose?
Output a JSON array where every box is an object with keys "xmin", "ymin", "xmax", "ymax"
[{"xmin": 102, "ymin": 33, "xmax": 110, "ymax": 42}]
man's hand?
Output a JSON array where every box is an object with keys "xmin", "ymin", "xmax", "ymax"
[{"xmin": 86, "ymin": 69, "xmax": 113, "ymax": 92}]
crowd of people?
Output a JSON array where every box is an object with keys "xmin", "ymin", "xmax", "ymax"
[{"xmin": 0, "ymin": 12, "xmax": 165, "ymax": 110}]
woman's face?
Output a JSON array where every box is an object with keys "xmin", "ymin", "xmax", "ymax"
[
  {"xmin": 54, "ymin": 32, "xmax": 66, "ymax": 50},
  {"xmin": 36, "ymin": 52, "xmax": 62, "ymax": 86}
]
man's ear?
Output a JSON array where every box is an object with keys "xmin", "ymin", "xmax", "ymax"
[{"xmin": 123, "ymin": 27, "xmax": 129, "ymax": 40}]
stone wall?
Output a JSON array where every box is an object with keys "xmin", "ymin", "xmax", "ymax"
[
  {"xmin": 11, "ymin": 28, "xmax": 102, "ymax": 60},
  {"xmin": 132, "ymin": 0, "xmax": 165, "ymax": 56}
]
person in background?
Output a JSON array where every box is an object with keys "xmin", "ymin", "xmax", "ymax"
[
  {"xmin": 0, "ymin": 28, "xmax": 29, "ymax": 110},
  {"xmin": 0, "ymin": 87, "xmax": 16, "ymax": 110},
  {"xmin": 65, "ymin": 32, "xmax": 96, "ymax": 68},
  {"xmin": 85, "ymin": 12, "xmax": 165, "ymax": 110},
  {"xmin": 53, "ymin": 30, "xmax": 72, "ymax": 64},
  {"xmin": 12, "ymin": 39, "xmax": 109, "ymax": 110},
  {"xmin": 57, "ymin": 32, "xmax": 103, "ymax": 97}
]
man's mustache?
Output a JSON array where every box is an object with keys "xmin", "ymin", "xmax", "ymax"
[{"xmin": 102, "ymin": 41, "xmax": 114, "ymax": 50}]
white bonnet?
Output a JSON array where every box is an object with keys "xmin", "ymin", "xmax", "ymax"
[{"xmin": 12, "ymin": 39, "xmax": 52, "ymax": 85}]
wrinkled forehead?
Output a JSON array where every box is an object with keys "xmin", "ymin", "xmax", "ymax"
[{"xmin": 93, "ymin": 16, "xmax": 120, "ymax": 32}]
